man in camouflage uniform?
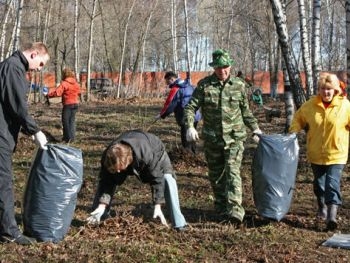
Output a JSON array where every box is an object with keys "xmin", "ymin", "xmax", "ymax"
[{"xmin": 184, "ymin": 49, "xmax": 262, "ymax": 223}]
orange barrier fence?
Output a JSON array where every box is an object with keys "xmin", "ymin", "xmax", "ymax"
[{"xmin": 40, "ymin": 70, "xmax": 347, "ymax": 95}]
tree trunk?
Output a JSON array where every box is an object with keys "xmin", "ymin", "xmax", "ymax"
[
  {"xmin": 86, "ymin": 0, "xmax": 98, "ymax": 102},
  {"xmin": 183, "ymin": 0, "xmax": 191, "ymax": 81},
  {"xmin": 98, "ymin": 0, "xmax": 113, "ymax": 73},
  {"xmin": 171, "ymin": 0, "xmax": 178, "ymax": 71},
  {"xmin": 74, "ymin": 0, "xmax": 79, "ymax": 81},
  {"xmin": 0, "ymin": 0, "xmax": 13, "ymax": 61},
  {"xmin": 12, "ymin": 0, "xmax": 24, "ymax": 53},
  {"xmin": 325, "ymin": 0, "xmax": 334, "ymax": 71},
  {"xmin": 311, "ymin": 0, "xmax": 321, "ymax": 95},
  {"xmin": 139, "ymin": 0, "xmax": 159, "ymax": 92},
  {"xmin": 346, "ymin": 0, "xmax": 350, "ymax": 97},
  {"xmin": 270, "ymin": 0, "xmax": 306, "ymax": 108},
  {"xmin": 42, "ymin": 0, "xmax": 52, "ymax": 44},
  {"xmin": 116, "ymin": 0, "xmax": 136, "ymax": 98},
  {"xmin": 297, "ymin": 0, "xmax": 313, "ymax": 97}
]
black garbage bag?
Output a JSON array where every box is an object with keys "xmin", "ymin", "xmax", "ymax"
[
  {"xmin": 23, "ymin": 144, "xmax": 83, "ymax": 243},
  {"xmin": 252, "ymin": 133, "xmax": 299, "ymax": 221}
]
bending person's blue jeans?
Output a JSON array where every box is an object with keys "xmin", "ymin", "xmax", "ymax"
[
  {"xmin": 164, "ymin": 173, "xmax": 187, "ymax": 228},
  {"xmin": 311, "ymin": 164, "xmax": 344, "ymax": 206}
]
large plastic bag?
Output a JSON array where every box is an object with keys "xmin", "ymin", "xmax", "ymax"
[
  {"xmin": 23, "ymin": 144, "xmax": 83, "ymax": 243},
  {"xmin": 252, "ymin": 133, "xmax": 299, "ymax": 221}
]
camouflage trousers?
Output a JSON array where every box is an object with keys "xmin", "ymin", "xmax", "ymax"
[{"xmin": 204, "ymin": 140, "xmax": 245, "ymax": 221}]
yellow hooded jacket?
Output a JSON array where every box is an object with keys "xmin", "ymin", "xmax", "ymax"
[{"xmin": 289, "ymin": 95, "xmax": 350, "ymax": 165}]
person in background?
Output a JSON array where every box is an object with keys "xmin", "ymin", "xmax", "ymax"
[
  {"xmin": 87, "ymin": 130, "xmax": 187, "ymax": 232},
  {"xmin": 289, "ymin": 73, "xmax": 350, "ymax": 231},
  {"xmin": 236, "ymin": 70, "xmax": 253, "ymax": 89},
  {"xmin": 156, "ymin": 71, "xmax": 201, "ymax": 153},
  {"xmin": 0, "ymin": 42, "xmax": 49, "ymax": 245},
  {"xmin": 184, "ymin": 49, "xmax": 262, "ymax": 225},
  {"xmin": 45, "ymin": 68, "xmax": 81, "ymax": 143}
]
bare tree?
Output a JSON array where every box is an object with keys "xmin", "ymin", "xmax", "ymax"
[
  {"xmin": 85, "ymin": 0, "xmax": 97, "ymax": 102},
  {"xmin": 270, "ymin": 0, "xmax": 306, "ymax": 108},
  {"xmin": 42, "ymin": 0, "xmax": 52, "ymax": 44},
  {"xmin": 297, "ymin": 0, "xmax": 313, "ymax": 97},
  {"xmin": 116, "ymin": 0, "xmax": 136, "ymax": 98},
  {"xmin": 12, "ymin": 0, "xmax": 24, "ymax": 53},
  {"xmin": 139, "ymin": 0, "xmax": 159, "ymax": 91},
  {"xmin": 0, "ymin": 0, "xmax": 13, "ymax": 61},
  {"xmin": 98, "ymin": 0, "xmax": 113, "ymax": 73},
  {"xmin": 347, "ymin": 0, "xmax": 350, "ymax": 95},
  {"xmin": 311, "ymin": 0, "xmax": 321, "ymax": 94},
  {"xmin": 74, "ymin": 0, "xmax": 79, "ymax": 80},
  {"xmin": 171, "ymin": 0, "xmax": 178, "ymax": 71},
  {"xmin": 183, "ymin": 0, "xmax": 191, "ymax": 81}
]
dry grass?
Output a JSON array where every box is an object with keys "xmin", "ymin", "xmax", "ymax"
[{"xmin": 1, "ymin": 97, "xmax": 350, "ymax": 262}]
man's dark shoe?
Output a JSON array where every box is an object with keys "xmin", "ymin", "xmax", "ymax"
[
  {"xmin": 0, "ymin": 234, "xmax": 37, "ymax": 245},
  {"xmin": 326, "ymin": 220, "xmax": 337, "ymax": 231},
  {"xmin": 222, "ymin": 216, "xmax": 242, "ymax": 228},
  {"xmin": 174, "ymin": 225, "xmax": 188, "ymax": 232}
]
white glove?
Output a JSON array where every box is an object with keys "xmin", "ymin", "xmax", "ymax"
[
  {"xmin": 33, "ymin": 131, "xmax": 48, "ymax": 150},
  {"xmin": 252, "ymin": 128, "xmax": 262, "ymax": 143},
  {"xmin": 86, "ymin": 204, "xmax": 106, "ymax": 224},
  {"xmin": 186, "ymin": 127, "xmax": 199, "ymax": 142},
  {"xmin": 153, "ymin": 204, "xmax": 168, "ymax": 227},
  {"xmin": 155, "ymin": 114, "xmax": 161, "ymax": 120}
]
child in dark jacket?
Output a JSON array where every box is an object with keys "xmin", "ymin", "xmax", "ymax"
[{"xmin": 156, "ymin": 71, "xmax": 201, "ymax": 153}]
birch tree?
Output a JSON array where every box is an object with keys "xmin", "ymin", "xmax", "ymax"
[
  {"xmin": 115, "ymin": 0, "xmax": 136, "ymax": 98},
  {"xmin": 171, "ymin": 0, "xmax": 178, "ymax": 71},
  {"xmin": 297, "ymin": 0, "xmax": 313, "ymax": 97},
  {"xmin": 74, "ymin": 0, "xmax": 79, "ymax": 81},
  {"xmin": 311, "ymin": 0, "xmax": 321, "ymax": 94},
  {"xmin": 12, "ymin": 0, "xmax": 24, "ymax": 53},
  {"xmin": 98, "ymin": 0, "xmax": 113, "ymax": 73},
  {"xmin": 85, "ymin": 0, "xmax": 97, "ymax": 102},
  {"xmin": 270, "ymin": 0, "xmax": 306, "ymax": 109},
  {"xmin": 139, "ymin": 0, "xmax": 159, "ymax": 91},
  {"xmin": 42, "ymin": 0, "xmax": 52, "ymax": 44},
  {"xmin": 346, "ymin": 0, "xmax": 350, "ymax": 96},
  {"xmin": 183, "ymin": 0, "xmax": 191, "ymax": 81},
  {"xmin": 0, "ymin": 0, "xmax": 13, "ymax": 61}
]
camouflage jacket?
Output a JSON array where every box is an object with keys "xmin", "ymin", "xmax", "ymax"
[{"xmin": 184, "ymin": 73, "xmax": 259, "ymax": 148}]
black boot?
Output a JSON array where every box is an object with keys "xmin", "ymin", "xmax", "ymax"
[
  {"xmin": 316, "ymin": 199, "xmax": 327, "ymax": 220},
  {"xmin": 326, "ymin": 204, "xmax": 338, "ymax": 231},
  {"xmin": 0, "ymin": 234, "xmax": 36, "ymax": 245}
]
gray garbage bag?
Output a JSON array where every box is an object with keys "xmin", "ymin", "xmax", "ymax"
[
  {"xmin": 252, "ymin": 133, "xmax": 299, "ymax": 221},
  {"xmin": 23, "ymin": 144, "xmax": 83, "ymax": 243}
]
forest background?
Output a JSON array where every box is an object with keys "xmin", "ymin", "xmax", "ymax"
[{"xmin": 0, "ymin": 0, "xmax": 348, "ymax": 101}]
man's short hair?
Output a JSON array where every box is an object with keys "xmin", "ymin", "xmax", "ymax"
[
  {"xmin": 164, "ymin": 71, "xmax": 178, "ymax": 80},
  {"xmin": 22, "ymin": 42, "xmax": 50, "ymax": 60}
]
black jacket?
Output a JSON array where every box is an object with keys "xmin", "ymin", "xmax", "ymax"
[
  {"xmin": 0, "ymin": 51, "xmax": 39, "ymax": 152},
  {"xmin": 96, "ymin": 130, "xmax": 175, "ymax": 205}
]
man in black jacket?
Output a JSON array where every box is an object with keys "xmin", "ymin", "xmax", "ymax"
[
  {"xmin": 0, "ymin": 42, "xmax": 49, "ymax": 245},
  {"xmin": 87, "ymin": 130, "xmax": 187, "ymax": 231}
]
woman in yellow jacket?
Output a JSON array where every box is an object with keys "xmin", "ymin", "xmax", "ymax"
[{"xmin": 289, "ymin": 73, "xmax": 350, "ymax": 230}]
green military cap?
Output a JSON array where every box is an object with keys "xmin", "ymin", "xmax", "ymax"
[{"xmin": 208, "ymin": 49, "xmax": 234, "ymax": 68}]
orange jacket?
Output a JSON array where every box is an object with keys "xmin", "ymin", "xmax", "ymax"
[{"xmin": 48, "ymin": 77, "xmax": 81, "ymax": 105}]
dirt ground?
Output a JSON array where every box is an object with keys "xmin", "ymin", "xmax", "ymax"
[{"xmin": 1, "ymin": 96, "xmax": 350, "ymax": 262}]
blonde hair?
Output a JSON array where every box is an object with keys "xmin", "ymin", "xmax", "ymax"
[
  {"xmin": 318, "ymin": 73, "xmax": 341, "ymax": 94},
  {"xmin": 104, "ymin": 143, "xmax": 133, "ymax": 173},
  {"xmin": 62, "ymin": 68, "xmax": 76, "ymax": 80}
]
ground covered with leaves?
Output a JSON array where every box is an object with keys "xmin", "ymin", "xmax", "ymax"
[{"xmin": 1, "ymin": 97, "xmax": 350, "ymax": 262}]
